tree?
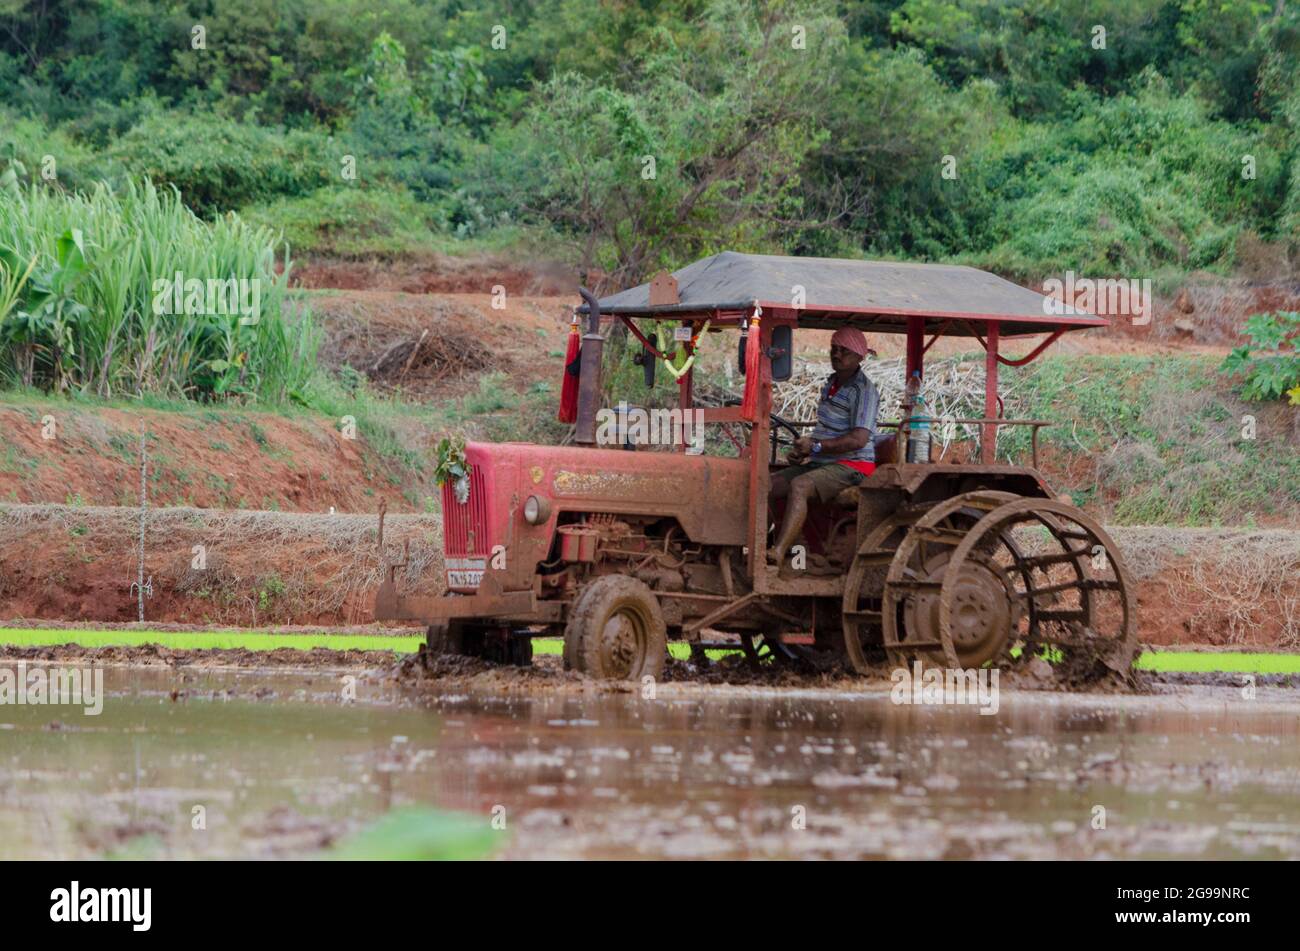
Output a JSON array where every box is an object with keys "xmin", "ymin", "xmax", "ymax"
[{"xmin": 492, "ymin": 0, "xmax": 846, "ymax": 286}]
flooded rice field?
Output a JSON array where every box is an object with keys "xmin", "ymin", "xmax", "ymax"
[{"xmin": 2, "ymin": 661, "xmax": 1299, "ymax": 860}]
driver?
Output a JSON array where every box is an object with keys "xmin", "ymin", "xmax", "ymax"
[{"xmin": 768, "ymin": 326, "xmax": 879, "ymax": 568}]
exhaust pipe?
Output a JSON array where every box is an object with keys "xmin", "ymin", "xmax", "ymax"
[{"xmin": 575, "ymin": 288, "xmax": 605, "ymax": 445}]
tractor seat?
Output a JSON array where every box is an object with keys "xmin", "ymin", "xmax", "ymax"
[{"xmin": 833, "ymin": 487, "xmax": 860, "ymax": 509}]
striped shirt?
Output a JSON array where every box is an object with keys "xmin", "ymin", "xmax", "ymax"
[{"xmin": 810, "ymin": 369, "xmax": 880, "ymax": 464}]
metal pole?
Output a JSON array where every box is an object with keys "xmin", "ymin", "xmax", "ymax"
[
  {"xmin": 137, "ymin": 416, "xmax": 146, "ymax": 622},
  {"xmin": 905, "ymin": 316, "xmax": 924, "ymax": 380},
  {"xmin": 678, "ymin": 324, "xmax": 693, "ymax": 453},
  {"xmin": 983, "ymin": 322, "xmax": 1000, "ymax": 464},
  {"xmin": 748, "ymin": 319, "xmax": 772, "ymax": 588}
]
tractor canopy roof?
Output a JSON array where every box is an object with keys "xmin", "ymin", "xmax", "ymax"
[{"xmin": 584, "ymin": 251, "xmax": 1104, "ymax": 338}]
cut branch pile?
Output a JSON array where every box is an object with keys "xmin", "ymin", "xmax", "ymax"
[{"xmin": 703, "ymin": 356, "xmax": 1030, "ymax": 459}]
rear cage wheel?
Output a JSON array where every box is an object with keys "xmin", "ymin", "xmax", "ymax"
[{"xmin": 843, "ymin": 490, "xmax": 1137, "ymax": 681}]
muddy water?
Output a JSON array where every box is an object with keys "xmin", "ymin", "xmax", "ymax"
[{"xmin": 2, "ymin": 664, "xmax": 1298, "ymax": 859}]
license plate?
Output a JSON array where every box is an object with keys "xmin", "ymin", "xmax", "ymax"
[{"xmin": 446, "ymin": 557, "xmax": 487, "ymax": 588}]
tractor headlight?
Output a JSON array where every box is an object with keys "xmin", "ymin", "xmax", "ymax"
[{"xmin": 523, "ymin": 495, "xmax": 550, "ymax": 525}]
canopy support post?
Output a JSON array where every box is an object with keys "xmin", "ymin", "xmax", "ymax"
[
  {"xmin": 905, "ymin": 317, "xmax": 924, "ymax": 380},
  {"xmin": 982, "ymin": 322, "xmax": 1000, "ymax": 464},
  {"xmin": 678, "ymin": 324, "xmax": 694, "ymax": 454}
]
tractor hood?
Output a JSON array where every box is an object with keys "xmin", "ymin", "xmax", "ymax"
[{"xmin": 438, "ymin": 441, "xmax": 750, "ymax": 593}]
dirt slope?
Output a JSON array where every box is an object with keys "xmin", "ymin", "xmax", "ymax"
[
  {"xmin": 0, "ymin": 404, "xmax": 414, "ymax": 512},
  {"xmin": 0, "ymin": 504, "xmax": 438, "ymax": 627}
]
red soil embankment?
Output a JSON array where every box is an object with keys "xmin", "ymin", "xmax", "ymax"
[
  {"xmin": 0, "ymin": 405, "xmax": 411, "ymax": 513},
  {"xmin": 1, "ymin": 506, "xmax": 1296, "ymax": 650},
  {"xmin": 293, "ymin": 255, "xmax": 576, "ymax": 297},
  {"xmin": 0, "ymin": 505, "xmax": 439, "ymax": 628}
]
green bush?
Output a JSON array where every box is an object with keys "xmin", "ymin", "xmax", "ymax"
[
  {"xmin": 106, "ymin": 113, "xmax": 338, "ymax": 216},
  {"xmin": 871, "ymin": 79, "xmax": 1287, "ymax": 277},
  {"xmin": 483, "ymin": 0, "xmax": 847, "ymax": 284},
  {"xmin": 0, "ymin": 109, "xmax": 120, "ymax": 195},
  {"xmin": 1220, "ymin": 312, "xmax": 1300, "ymax": 403},
  {"xmin": 241, "ymin": 186, "xmax": 441, "ymax": 257}
]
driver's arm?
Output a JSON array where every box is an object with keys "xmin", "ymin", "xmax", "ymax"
[{"xmin": 814, "ymin": 428, "xmax": 869, "ymax": 454}]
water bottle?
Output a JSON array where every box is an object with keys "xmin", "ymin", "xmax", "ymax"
[{"xmin": 906, "ymin": 373, "xmax": 931, "ymax": 463}]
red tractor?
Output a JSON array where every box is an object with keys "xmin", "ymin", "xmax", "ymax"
[{"xmin": 374, "ymin": 252, "xmax": 1137, "ymax": 681}]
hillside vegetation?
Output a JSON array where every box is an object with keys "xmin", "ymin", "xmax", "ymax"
[
  {"xmin": 0, "ymin": 0, "xmax": 1295, "ymax": 285},
  {"xmin": 0, "ymin": 1, "xmax": 1295, "ymax": 530}
]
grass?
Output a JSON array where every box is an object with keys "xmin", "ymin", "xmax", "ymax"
[
  {"xmin": 240, "ymin": 187, "xmax": 441, "ymax": 259},
  {"xmin": 0, "ymin": 628, "xmax": 423, "ymax": 653},
  {"xmin": 240, "ymin": 184, "xmax": 553, "ymax": 259},
  {"xmin": 1, "ymin": 628, "xmax": 1298, "ymax": 674},
  {"xmin": 1005, "ymin": 354, "xmax": 1300, "ymax": 525},
  {"xmin": 1134, "ymin": 651, "xmax": 1300, "ymax": 674}
]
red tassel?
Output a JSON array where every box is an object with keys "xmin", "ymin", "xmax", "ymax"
[
  {"xmin": 740, "ymin": 311, "xmax": 762, "ymax": 420},
  {"xmin": 558, "ymin": 315, "xmax": 581, "ymax": 423}
]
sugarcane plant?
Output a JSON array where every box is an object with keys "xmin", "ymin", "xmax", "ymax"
[
  {"xmin": 0, "ymin": 228, "xmax": 93, "ymax": 392},
  {"xmin": 0, "ymin": 176, "xmax": 318, "ymax": 403}
]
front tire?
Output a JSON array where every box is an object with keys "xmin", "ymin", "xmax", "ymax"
[
  {"xmin": 567, "ymin": 575, "xmax": 667, "ymax": 681},
  {"xmin": 425, "ymin": 621, "xmax": 484, "ymax": 658}
]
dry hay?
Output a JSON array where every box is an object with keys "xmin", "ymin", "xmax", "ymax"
[
  {"xmin": 362, "ymin": 326, "xmax": 493, "ymax": 392},
  {"xmin": 716, "ymin": 356, "xmax": 1031, "ymax": 460},
  {"xmin": 0, "ymin": 504, "xmax": 446, "ymax": 626},
  {"xmin": 1012, "ymin": 525, "xmax": 1300, "ymax": 646}
]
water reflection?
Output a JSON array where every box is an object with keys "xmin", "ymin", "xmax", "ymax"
[{"xmin": 0, "ymin": 665, "xmax": 1296, "ymax": 859}]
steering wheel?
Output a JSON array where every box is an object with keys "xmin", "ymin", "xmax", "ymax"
[{"xmin": 724, "ymin": 399, "xmax": 804, "ymax": 462}]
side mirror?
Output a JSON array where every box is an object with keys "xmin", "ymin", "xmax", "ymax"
[
  {"xmin": 739, "ymin": 325, "xmax": 794, "ymax": 380},
  {"xmin": 637, "ymin": 343, "xmax": 656, "ymax": 387},
  {"xmin": 770, "ymin": 325, "xmax": 793, "ymax": 382}
]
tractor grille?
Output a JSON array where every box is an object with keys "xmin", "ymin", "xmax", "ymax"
[{"xmin": 442, "ymin": 468, "xmax": 489, "ymax": 559}]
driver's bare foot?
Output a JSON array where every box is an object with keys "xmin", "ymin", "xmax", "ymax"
[
  {"xmin": 765, "ymin": 549, "xmax": 784, "ymax": 566},
  {"xmin": 805, "ymin": 556, "xmax": 838, "ymax": 577}
]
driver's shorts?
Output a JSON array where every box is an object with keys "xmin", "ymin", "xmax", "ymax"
[{"xmin": 774, "ymin": 461, "xmax": 872, "ymax": 505}]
